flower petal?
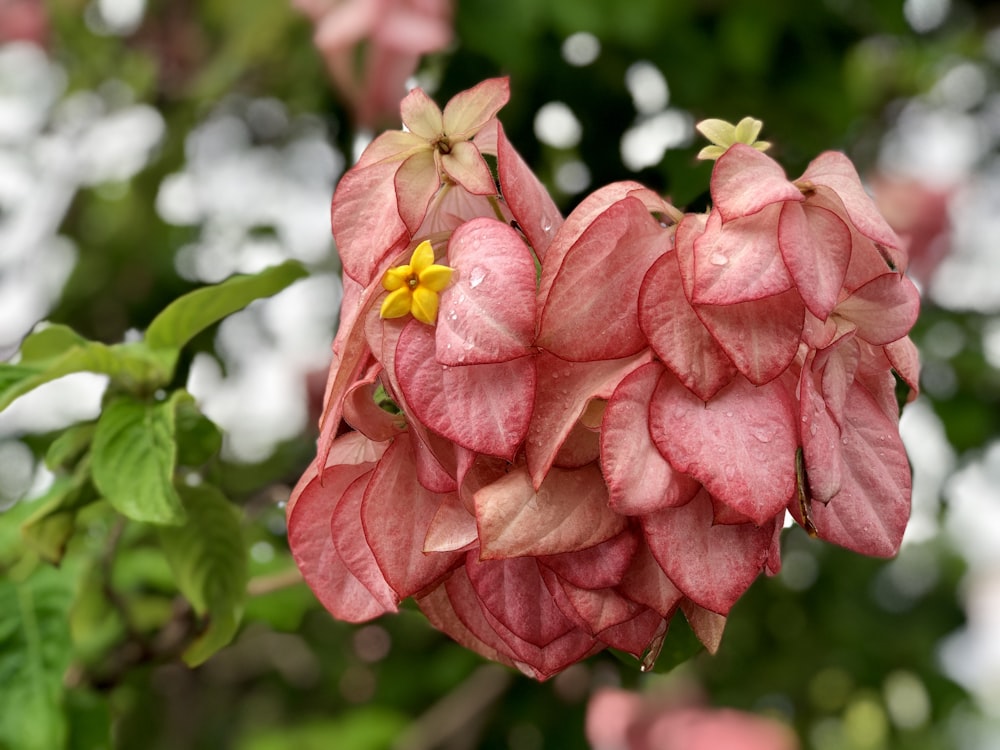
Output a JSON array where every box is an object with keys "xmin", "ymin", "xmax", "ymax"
[
  {"xmin": 649, "ymin": 371, "xmax": 797, "ymax": 526},
  {"xmin": 394, "ymin": 149, "xmax": 440, "ymax": 234},
  {"xmin": 778, "ymin": 200, "xmax": 852, "ymax": 320},
  {"xmin": 836, "ymin": 272, "xmax": 920, "ymax": 346},
  {"xmin": 400, "ymin": 85, "xmax": 444, "ymax": 139},
  {"xmin": 435, "ymin": 217, "xmax": 536, "ymax": 365},
  {"xmin": 442, "ymin": 139, "xmax": 496, "ymax": 195},
  {"xmin": 711, "ymin": 143, "xmax": 803, "ymax": 222},
  {"xmin": 442, "ymin": 77, "xmax": 511, "ymax": 139}
]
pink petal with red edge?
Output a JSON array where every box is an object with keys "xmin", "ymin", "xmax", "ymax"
[
  {"xmin": 602, "ymin": 362, "xmax": 700, "ymax": 515},
  {"xmin": 680, "ymin": 600, "xmax": 727, "ymax": 654},
  {"xmin": 538, "ymin": 195, "xmax": 672, "ymax": 360},
  {"xmin": 424, "ymin": 492, "xmax": 479, "ymax": 553},
  {"xmin": 690, "ymin": 205, "xmax": 793, "ymax": 305},
  {"xmin": 287, "ymin": 437, "xmax": 396, "ymax": 622},
  {"xmin": 552, "ymin": 419, "xmax": 601, "ymax": 468},
  {"xmin": 538, "ymin": 181, "xmax": 673, "ymax": 309},
  {"xmin": 527, "ymin": 351, "xmax": 650, "ymax": 488},
  {"xmin": 467, "ymin": 554, "xmax": 576, "ymax": 648},
  {"xmin": 650, "ymin": 372, "xmax": 797, "ymax": 525},
  {"xmin": 442, "ymin": 77, "xmax": 510, "ymax": 139},
  {"xmin": 799, "ymin": 354, "xmax": 845, "ymax": 503},
  {"xmin": 331, "ymin": 470, "xmax": 401, "ymax": 611},
  {"xmin": 475, "ymin": 463, "xmax": 626, "ymax": 559},
  {"xmin": 808, "ymin": 380, "xmax": 911, "ymax": 557},
  {"xmin": 598, "ymin": 609, "xmax": 666, "ymax": 659},
  {"xmin": 801, "ymin": 151, "xmax": 903, "ymax": 253},
  {"xmin": 396, "ymin": 320, "xmax": 535, "ymax": 460},
  {"xmin": 618, "ymin": 542, "xmax": 685, "ymax": 618},
  {"xmin": 497, "ymin": 121, "xmax": 563, "ymax": 260},
  {"xmin": 409, "ymin": 420, "xmax": 460, "ymax": 493},
  {"xmin": 343, "ymin": 365, "xmax": 402, "ymax": 442},
  {"xmin": 399, "ymin": 86, "xmax": 443, "ymax": 139},
  {"xmin": 441, "ymin": 140, "xmax": 496, "ymax": 196},
  {"xmin": 836, "ymin": 273, "xmax": 920, "ymax": 346},
  {"xmin": 542, "ymin": 569, "xmax": 647, "ymax": 635},
  {"xmin": 640, "ymin": 247, "xmax": 738, "ymax": 401},
  {"xmin": 778, "ymin": 201, "xmax": 852, "ymax": 320},
  {"xmin": 538, "ymin": 529, "xmax": 639, "ymax": 590},
  {"xmin": 394, "ymin": 149, "xmax": 439, "ymax": 233},
  {"xmin": 354, "ymin": 129, "xmax": 426, "ymax": 169},
  {"xmin": 711, "ymin": 143, "xmax": 803, "ymax": 221},
  {"xmin": 695, "ymin": 287, "xmax": 805, "ymax": 385},
  {"xmin": 416, "ymin": 575, "xmax": 512, "ymax": 670},
  {"xmin": 886, "ymin": 336, "xmax": 920, "ymax": 400},
  {"xmin": 436, "ymin": 217, "xmax": 536, "ymax": 365},
  {"xmin": 471, "ymin": 587, "xmax": 601, "ymax": 680},
  {"xmin": 331, "ymin": 160, "xmax": 408, "ymax": 285},
  {"xmin": 643, "ymin": 489, "xmax": 778, "ymax": 614},
  {"xmin": 360, "ymin": 433, "xmax": 463, "ymax": 598}
]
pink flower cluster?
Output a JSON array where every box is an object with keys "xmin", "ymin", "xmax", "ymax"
[{"xmin": 287, "ymin": 78, "xmax": 920, "ymax": 679}]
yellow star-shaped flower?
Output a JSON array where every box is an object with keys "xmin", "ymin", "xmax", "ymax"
[{"xmin": 379, "ymin": 240, "xmax": 454, "ymax": 325}]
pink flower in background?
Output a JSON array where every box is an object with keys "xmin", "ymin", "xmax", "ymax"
[
  {"xmin": 586, "ymin": 688, "xmax": 800, "ymax": 750},
  {"xmin": 292, "ymin": 0, "xmax": 453, "ymax": 128},
  {"xmin": 0, "ymin": 0, "xmax": 49, "ymax": 46}
]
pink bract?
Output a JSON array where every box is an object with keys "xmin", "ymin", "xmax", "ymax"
[{"xmin": 290, "ymin": 80, "xmax": 921, "ymax": 680}]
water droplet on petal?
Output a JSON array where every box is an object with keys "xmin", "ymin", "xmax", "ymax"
[
  {"xmin": 469, "ymin": 266, "xmax": 488, "ymax": 288},
  {"xmin": 725, "ymin": 410, "xmax": 734, "ymax": 418},
  {"xmin": 710, "ymin": 252, "xmax": 729, "ymax": 266},
  {"xmin": 542, "ymin": 216, "xmax": 553, "ymax": 233}
]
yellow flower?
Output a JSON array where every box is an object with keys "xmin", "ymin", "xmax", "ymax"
[
  {"xmin": 379, "ymin": 241, "xmax": 454, "ymax": 325},
  {"xmin": 696, "ymin": 116, "xmax": 771, "ymax": 161}
]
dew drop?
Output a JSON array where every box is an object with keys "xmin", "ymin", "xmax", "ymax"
[
  {"xmin": 709, "ymin": 252, "xmax": 729, "ymax": 266},
  {"xmin": 809, "ymin": 423, "xmax": 818, "ymax": 436},
  {"xmin": 542, "ymin": 216, "xmax": 553, "ymax": 233},
  {"xmin": 841, "ymin": 437, "xmax": 849, "ymax": 445},
  {"xmin": 469, "ymin": 266, "xmax": 488, "ymax": 288},
  {"xmin": 751, "ymin": 427, "xmax": 773, "ymax": 443},
  {"xmin": 725, "ymin": 410, "xmax": 734, "ymax": 418}
]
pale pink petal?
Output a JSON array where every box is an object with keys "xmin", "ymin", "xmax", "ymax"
[
  {"xmin": 375, "ymin": 8, "xmax": 452, "ymax": 55},
  {"xmin": 343, "ymin": 365, "xmax": 402, "ymax": 442},
  {"xmin": 355, "ymin": 129, "xmax": 426, "ymax": 168},
  {"xmin": 313, "ymin": 0, "xmax": 378, "ymax": 51},
  {"xmin": 360, "ymin": 433, "xmax": 463, "ymax": 598},
  {"xmin": 694, "ymin": 288, "xmax": 805, "ymax": 385},
  {"xmin": 357, "ymin": 47, "xmax": 420, "ymax": 129},
  {"xmin": 394, "ymin": 149, "xmax": 440, "ymax": 233},
  {"xmin": 441, "ymin": 77, "xmax": 511, "ymax": 139},
  {"xmin": 331, "ymin": 160, "xmax": 409, "ymax": 285},
  {"xmin": 396, "ymin": 320, "xmax": 535, "ymax": 460},
  {"xmin": 416, "ymin": 575, "xmax": 512, "ymax": 669},
  {"xmin": 496, "ymin": 120, "xmax": 563, "ymax": 261},
  {"xmin": 331, "ymin": 470, "xmax": 402, "ymax": 611},
  {"xmin": 690, "ymin": 206, "xmax": 793, "ymax": 305},
  {"xmin": 650, "ymin": 372, "xmax": 797, "ymax": 525},
  {"xmin": 645, "ymin": 707, "xmax": 800, "ymax": 750},
  {"xmin": 537, "ymin": 529, "xmax": 639, "ymax": 590},
  {"xmin": 801, "ymin": 151, "xmax": 902, "ymax": 252},
  {"xmin": 778, "ymin": 201, "xmax": 852, "ymax": 320},
  {"xmin": 618, "ymin": 541, "xmax": 685, "ymax": 618},
  {"xmin": 538, "ymin": 181, "xmax": 672, "ymax": 309},
  {"xmin": 466, "ymin": 554, "xmax": 576, "ymax": 648},
  {"xmin": 711, "ymin": 143, "xmax": 803, "ymax": 221},
  {"xmin": 552, "ymin": 419, "xmax": 601, "ymax": 468},
  {"xmin": 435, "ymin": 217, "xmax": 536, "ymax": 365},
  {"xmin": 526, "ymin": 351, "xmax": 650, "ymax": 488},
  {"xmin": 808, "ymin": 380, "xmax": 911, "ymax": 557},
  {"xmin": 537, "ymin": 195, "xmax": 672, "ymax": 361},
  {"xmin": 836, "ymin": 272, "xmax": 920, "ymax": 346},
  {"xmin": 680, "ymin": 600, "xmax": 727, "ymax": 654},
  {"xmin": 399, "ymin": 85, "xmax": 444, "ymax": 139},
  {"xmin": 416, "ymin": 180, "xmax": 504, "ymax": 237},
  {"xmin": 643, "ymin": 489, "xmax": 779, "ymax": 614},
  {"xmin": 639, "ymin": 246, "xmax": 738, "ymax": 401},
  {"xmin": 885, "ymin": 336, "xmax": 920, "ymax": 400},
  {"xmin": 601, "ymin": 362, "xmax": 700, "ymax": 515},
  {"xmin": 423, "ymin": 492, "xmax": 479, "ymax": 553},
  {"xmin": 474, "ymin": 463, "xmax": 627, "ymax": 559},
  {"xmin": 441, "ymin": 140, "xmax": 496, "ymax": 195}
]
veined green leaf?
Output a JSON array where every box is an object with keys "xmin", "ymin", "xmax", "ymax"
[
  {"xmin": 18, "ymin": 324, "xmax": 88, "ymax": 363},
  {"xmin": 172, "ymin": 391, "xmax": 222, "ymax": 467},
  {"xmin": 160, "ymin": 483, "xmax": 248, "ymax": 666},
  {"xmin": 144, "ymin": 260, "xmax": 308, "ymax": 351},
  {"xmin": 0, "ymin": 339, "xmax": 176, "ymax": 413},
  {"xmin": 21, "ymin": 460, "xmax": 100, "ymax": 565},
  {"xmin": 91, "ymin": 396, "xmax": 185, "ymax": 526},
  {"xmin": 0, "ymin": 568, "xmax": 73, "ymax": 750}
]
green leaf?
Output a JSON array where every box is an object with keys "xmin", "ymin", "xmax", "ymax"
[
  {"xmin": 159, "ymin": 483, "xmax": 248, "ymax": 666},
  {"xmin": 0, "ymin": 339, "xmax": 175, "ymax": 413},
  {"xmin": 144, "ymin": 260, "xmax": 308, "ymax": 351},
  {"xmin": 0, "ymin": 568, "xmax": 74, "ymax": 750},
  {"xmin": 91, "ymin": 396, "xmax": 185, "ymax": 526},
  {"xmin": 172, "ymin": 391, "xmax": 222, "ymax": 467},
  {"xmin": 45, "ymin": 422, "xmax": 96, "ymax": 472},
  {"xmin": 21, "ymin": 463, "xmax": 100, "ymax": 565},
  {"xmin": 18, "ymin": 324, "xmax": 88, "ymax": 363},
  {"xmin": 65, "ymin": 689, "xmax": 112, "ymax": 750},
  {"xmin": 649, "ymin": 611, "xmax": 705, "ymax": 674}
]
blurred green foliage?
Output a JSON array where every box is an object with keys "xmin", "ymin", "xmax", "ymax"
[{"xmin": 2, "ymin": 0, "xmax": 999, "ymax": 748}]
